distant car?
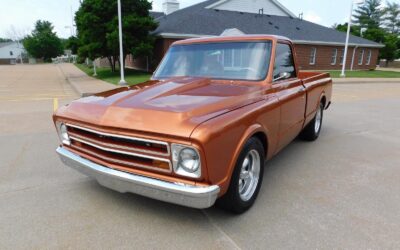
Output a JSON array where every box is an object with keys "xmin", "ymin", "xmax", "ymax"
[{"xmin": 54, "ymin": 35, "xmax": 332, "ymax": 213}]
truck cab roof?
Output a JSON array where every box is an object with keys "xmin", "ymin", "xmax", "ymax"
[{"xmin": 173, "ymin": 34, "xmax": 292, "ymax": 46}]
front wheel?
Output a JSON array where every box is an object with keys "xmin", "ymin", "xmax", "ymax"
[
  {"xmin": 300, "ymin": 102, "xmax": 324, "ymax": 141},
  {"xmin": 217, "ymin": 137, "xmax": 265, "ymax": 214}
]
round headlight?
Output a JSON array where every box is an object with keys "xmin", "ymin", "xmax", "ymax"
[
  {"xmin": 60, "ymin": 124, "xmax": 68, "ymax": 140},
  {"xmin": 58, "ymin": 123, "xmax": 70, "ymax": 145},
  {"xmin": 178, "ymin": 148, "xmax": 200, "ymax": 173}
]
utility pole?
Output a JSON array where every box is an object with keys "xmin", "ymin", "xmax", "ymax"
[
  {"xmin": 341, "ymin": 0, "xmax": 365, "ymax": 77},
  {"xmin": 117, "ymin": 0, "xmax": 127, "ymax": 86}
]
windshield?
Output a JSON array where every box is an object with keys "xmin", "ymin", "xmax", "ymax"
[{"xmin": 153, "ymin": 41, "xmax": 272, "ymax": 81}]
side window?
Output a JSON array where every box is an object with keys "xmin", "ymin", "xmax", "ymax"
[
  {"xmin": 273, "ymin": 43, "xmax": 296, "ymax": 81},
  {"xmin": 10, "ymin": 51, "xmax": 13, "ymax": 56}
]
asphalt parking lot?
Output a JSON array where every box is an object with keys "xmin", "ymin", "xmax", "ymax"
[{"xmin": 1, "ymin": 64, "xmax": 400, "ymax": 249}]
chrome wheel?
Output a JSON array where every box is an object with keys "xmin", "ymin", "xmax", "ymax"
[
  {"xmin": 314, "ymin": 105, "xmax": 322, "ymax": 134},
  {"xmin": 238, "ymin": 149, "xmax": 261, "ymax": 201}
]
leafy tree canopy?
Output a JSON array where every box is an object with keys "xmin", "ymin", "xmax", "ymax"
[
  {"xmin": 335, "ymin": 0, "xmax": 400, "ymax": 62},
  {"xmin": 382, "ymin": 2, "xmax": 400, "ymax": 34},
  {"xmin": 353, "ymin": 0, "xmax": 383, "ymax": 29},
  {"xmin": 0, "ymin": 38, "xmax": 12, "ymax": 43},
  {"xmin": 75, "ymin": 0, "xmax": 157, "ymax": 71},
  {"xmin": 332, "ymin": 23, "xmax": 361, "ymax": 37},
  {"xmin": 64, "ymin": 36, "xmax": 80, "ymax": 54},
  {"xmin": 23, "ymin": 20, "xmax": 63, "ymax": 61}
]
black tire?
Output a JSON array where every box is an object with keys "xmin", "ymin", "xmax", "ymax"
[
  {"xmin": 300, "ymin": 102, "xmax": 324, "ymax": 141},
  {"xmin": 217, "ymin": 137, "xmax": 265, "ymax": 214}
]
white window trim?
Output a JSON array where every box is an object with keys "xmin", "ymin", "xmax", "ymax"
[
  {"xmin": 331, "ymin": 48, "xmax": 338, "ymax": 65},
  {"xmin": 366, "ymin": 50, "xmax": 372, "ymax": 65},
  {"xmin": 339, "ymin": 49, "xmax": 345, "ymax": 65},
  {"xmin": 358, "ymin": 49, "xmax": 365, "ymax": 65},
  {"xmin": 309, "ymin": 47, "xmax": 317, "ymax": 65}
]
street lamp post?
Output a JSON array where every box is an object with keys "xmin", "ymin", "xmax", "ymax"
[
  {"xmin": 117, "ymin": 0, "xmax": 127, "ymax": 86},
  {"xmin": 341, "ymin": 0, "xmax": 364, "ymax": 77}
]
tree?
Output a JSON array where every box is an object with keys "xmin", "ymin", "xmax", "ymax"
[
  {"xmin": 0, "ymin": 38, "xmax": 12, "ymax": 42},
  {"xmin": 23, "ymin": 20, "xmax": 63, "ymax": 61},
  {"xmin": 332, "ymin": 23, "xmax": 361, "ymax": 36},
  {"xmin": 64, "ymin": 36, "xmax": 80, "ymax": 54},
  {"xmin": 353, "ymin": 0, "xmax": 383, "ymax": 29},
  {"xmin": 75, "ymin": 0, "xmax": 157, "ymax": 72},
  {"xmin": 380, "ymin": 33, "xmax": 400, "ymax": 65},
  {"xmin": 383, "ymin": 1, "xmax": 400, "ymax": 34}
]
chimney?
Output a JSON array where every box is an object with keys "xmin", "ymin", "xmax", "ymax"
[{"xmin": 163, "ymin": 0, "xmax": 180, "ymax": 15}]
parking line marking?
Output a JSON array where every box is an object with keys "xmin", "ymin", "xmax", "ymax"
[
  {"xmin": 201, "ymin": 210, "xmax": 241, "ymax": 249},
  {"xmin": 53, "ymin": 98, "xmax": 58, "ymax": 111}
]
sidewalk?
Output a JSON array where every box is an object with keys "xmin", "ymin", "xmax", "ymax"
[
  {"xmin": 376, "ymin": 67, "xmax": 400, "ymax": 72},
  {"xmin": 333, "ymin": 77, "xmax": 400, "ymax": 84},
  {"xmin": 58, "ymin": 63, "xmax": 116, "ymax": 97}
]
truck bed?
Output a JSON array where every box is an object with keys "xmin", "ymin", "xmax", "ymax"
[{"xmin": 298, "ymin": 71, "xmax": 331, "ymax": 83}]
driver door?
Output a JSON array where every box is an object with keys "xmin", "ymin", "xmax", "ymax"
[{"xmin": 272, "ymin": 42, "xmax": 306, "ymax": 152}]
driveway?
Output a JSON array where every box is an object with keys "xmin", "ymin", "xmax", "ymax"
[{"xmin": 1, "ymin": 64, "xmax": 400, "ymax": 249}]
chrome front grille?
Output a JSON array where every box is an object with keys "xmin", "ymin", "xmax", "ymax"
[{"xmin": 65, "ymin": 124, "xmax": 172, "ymax": 173}]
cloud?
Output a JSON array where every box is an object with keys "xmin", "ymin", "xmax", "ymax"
[
  {"xmin": 304, "ymin": 11, "xmax": 323, "ymax": 24},
  {"xmin": 152, "ymin": 0, "xmax": 204, "ymax": 12}
]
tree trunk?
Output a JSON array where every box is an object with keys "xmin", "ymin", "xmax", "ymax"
[
  {"xmin": 112, "ymin": 56, "xmax": 117, "ymax": 72},
  {"xmin": 107, "ymin": 56, "xmax": 114, "ymax": 72}
]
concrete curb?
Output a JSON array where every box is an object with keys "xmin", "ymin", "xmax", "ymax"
[
  {"xmin": 333, "ymin": 78, "xmax": 400, "ymax": 84},
  {"xmin": 57, "ymin": 63, "xmax": 116, "ymax": 97},
  {"xmin": 57, "ymin": 64, "xmax": 83, "ymax": 97}
]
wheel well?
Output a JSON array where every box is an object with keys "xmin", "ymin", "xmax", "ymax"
[
  {"xmin": 321, "ymin": 96, "xmax": 327, "ymax": 108},
  {"xmin": 252, "ymin": 132, "xmax": 268, "ymax": 157}
]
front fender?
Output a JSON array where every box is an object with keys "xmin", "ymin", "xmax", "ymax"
[{"xmin": 190, "ymin": 98, "xmax": 279, "ymax": 196}]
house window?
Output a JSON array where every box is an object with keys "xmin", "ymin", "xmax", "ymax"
[
  {"xmin": 223, "ymin": 49, "xmax": 243, "ymax": 68},
  {"xmin": 339, "ymin": 49, "xmax": 345, "ymax": 65},
  {"xmin": 223, "ymin": 49, "xmax": 233, "ymax": 67},
  {"xmin": 233, "ymin": 49, "xmax": 242, "ymax": 67},
  {"xmin": 358, "ymin": 49, "xmax": 365, "ymax": 65},
  {"xmin": 366, "ymin": 50, "xmax": 372, "ymax": 65},
  {"xmin": 309, "ymin": 47, "xmax": 317, "ymax": 65},
  {"xmin": 331, "ymin": 48, "xmax": 338, "ymax": 65},
  {"xmin": 10, "ymin": 51, "xmax": 13, "ymax": 56}
]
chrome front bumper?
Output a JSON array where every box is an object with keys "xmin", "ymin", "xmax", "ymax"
[{"xmin": 56, "ymin": 147, "xmax": 220, "ymax": 209}]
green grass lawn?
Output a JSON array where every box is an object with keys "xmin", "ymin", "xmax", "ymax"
[
  {"xmin": 326, "ymin": 70, "xmax": 400, "ymax": 78},
  {"xmin": 75, "ymin": 64, "xmax": 152, "ymax": 85}
]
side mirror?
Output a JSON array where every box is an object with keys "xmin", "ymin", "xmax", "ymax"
[{"xmin": 274, "ymin": 72, "xmax": 291, "ymax": 82}]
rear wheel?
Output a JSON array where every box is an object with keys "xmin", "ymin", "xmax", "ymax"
[
  {"xmin": 217, "ymin": 137, "xmax": 265, "ymax": 214},
  {"xmin": 300, "ymin": 102, "xmax": 324, "ymax": 141}
]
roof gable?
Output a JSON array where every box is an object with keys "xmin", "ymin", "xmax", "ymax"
[
  {"xmin": 153, "ymin": 1, "xmax": 383, "ymax": 48},
  {"xmin": 206, "ymin": 0, "xmax": 296, "ymax": 17}
]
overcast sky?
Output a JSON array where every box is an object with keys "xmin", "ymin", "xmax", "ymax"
[{"xmin": 0, "ymin": 0, "xmax": 356, "ymax": 39}]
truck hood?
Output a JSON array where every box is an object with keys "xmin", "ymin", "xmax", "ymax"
[{"xmin": 57, "ymin": 77, "xmax": 265, "ymax": 138}]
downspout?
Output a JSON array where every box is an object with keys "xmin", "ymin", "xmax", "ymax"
[{"xmin": 350, "ymin": 45, "xmax": 358, "ymax": 71}]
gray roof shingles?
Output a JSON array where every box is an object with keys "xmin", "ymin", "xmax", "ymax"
[
  {"xmin": 153, "ymin": 0, "xmax": 382, "ymax": 47},
  {"xmin": 150, "ymin": 11, "xmax": 165, "ymax": 20}
]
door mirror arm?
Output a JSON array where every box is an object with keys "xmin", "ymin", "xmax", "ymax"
[{"xmin": 273, "ymin": 72, "xmax": 291, "ymax": 82}]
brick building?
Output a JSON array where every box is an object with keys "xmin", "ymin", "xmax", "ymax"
[{"xmin": 126, "ymin": 0, "xmax": 383, "ymax": 71}]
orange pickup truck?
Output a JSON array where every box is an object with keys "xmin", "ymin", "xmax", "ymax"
[{"xmin": 54, "ymin": 35, "xmax": 332, "ymax": 213}]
